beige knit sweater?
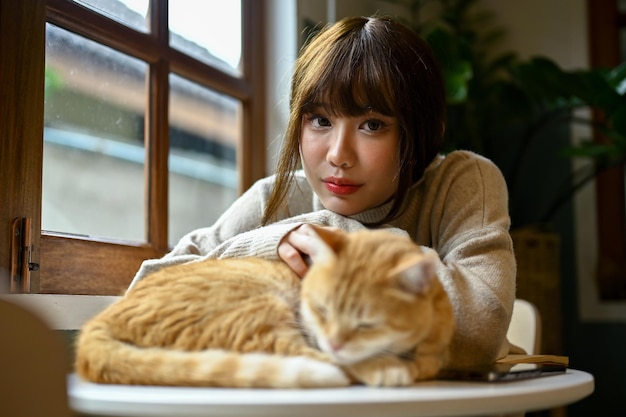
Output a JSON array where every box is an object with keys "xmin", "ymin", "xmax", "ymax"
[{"xmin": 130, "ymin": 150, "xmax": 517, "ymax": 367}]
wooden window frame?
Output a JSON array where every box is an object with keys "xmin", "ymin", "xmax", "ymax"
[
  {"xmin": 0, "ymin": 0, "xmax": 266, "ymax": 295},
  {"xmin": 586, "ymin": 0, "xmax": 626, "ymax": 299}
]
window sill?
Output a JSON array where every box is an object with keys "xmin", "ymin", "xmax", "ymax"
[{"xmin": 0, "ymin": 293, "xmax": 120, "ymax": 330}]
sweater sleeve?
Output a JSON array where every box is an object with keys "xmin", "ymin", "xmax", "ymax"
[
  {"xmin": 128, "ymin": 173, "xmax": 406, "ymax": 290},
  {"xmin": 181, "ymin": 209, "xmax": 407, "ymax": 260},
  {"xmin": 425, "ymin": 152, "xmax": 517, "ymax": 367}
]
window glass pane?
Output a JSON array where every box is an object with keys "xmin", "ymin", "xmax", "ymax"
[
  {"xmin": 169, "ymin": 74, "xmax": 240, "ymax": 247},
  {"xmin": 73, "ymin": 0, "xmax": 149, "ymax": 32},
  {"xmin": 169, "ymin": 0, "xmax": 242, "ymax": 74},
  {"xmin": 44, "ymin": 23, "xmax": 147, "ymax": 242}
]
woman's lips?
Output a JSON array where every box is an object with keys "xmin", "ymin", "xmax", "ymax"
[{"xmin": 323, "ymin": 178, "xmax": 362, "ymax": 195}]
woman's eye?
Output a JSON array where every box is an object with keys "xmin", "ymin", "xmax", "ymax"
[
  {"xmin": 317, "ymin": 117, "xmax": 331, "ymax": 127},
  {"xmin": 306, "ymin": 114, "xmax": 331, "ymax": 128},
  {"xmin": 363, "ymin": 119, "xmax": 384, "ymax": 131}
]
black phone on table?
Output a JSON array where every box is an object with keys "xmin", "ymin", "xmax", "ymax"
[{"xmin": 437, "ymin": 362, "xmax": 567, "ymax": 382}]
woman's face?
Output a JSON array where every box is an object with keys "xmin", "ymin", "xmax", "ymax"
[{"xmin": 300, "ymin": 107, "xmax": 401, "ymax": 216}]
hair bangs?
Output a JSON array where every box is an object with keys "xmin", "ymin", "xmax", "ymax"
[{"xmin": 302, "ymin": 37, "xmax": 398, "ymax": 118}]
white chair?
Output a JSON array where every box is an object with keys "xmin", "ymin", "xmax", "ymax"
[
  {"xmin": 500, "ymin": 299, "xmax": 543, "ymax": 417},
  {"xmin": 507, "ymin": 298, "xmax": 542, "ymax": 355}
]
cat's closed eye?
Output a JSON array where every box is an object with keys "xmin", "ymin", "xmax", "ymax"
[
  {"xmin": 311, "ymin": 303, "xmax": 328, "ymax": 321},
  {"xmin": 355, "ymin": 322, "xmax": 377, "ymax": 331}
]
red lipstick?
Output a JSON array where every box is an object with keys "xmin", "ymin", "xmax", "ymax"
[{"xmin": 322, "ymin": 177, "xmax": 362, "ymax": 195}]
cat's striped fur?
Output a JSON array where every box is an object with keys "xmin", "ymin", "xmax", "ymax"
[{"xmin": 75, "ymin": 226, "xmax": 454, "ymax": 388}]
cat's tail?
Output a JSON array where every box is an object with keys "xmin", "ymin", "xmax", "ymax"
[{"xmin": 75, "ymin": 321, "xmax": 350, "ymax": 388}]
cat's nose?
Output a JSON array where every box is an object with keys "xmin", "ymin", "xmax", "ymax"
[{"xmin": 329, "ymin": 340, "xmax": 343, "ymax": 352}]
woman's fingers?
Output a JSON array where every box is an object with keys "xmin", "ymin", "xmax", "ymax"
[
  {"xmin": 278, "ymin": 237, "xmax": 309, "ymax": 278},
  {"xmin": 279, "ymin": 224, "xmax": 341, "ymax": 278}
]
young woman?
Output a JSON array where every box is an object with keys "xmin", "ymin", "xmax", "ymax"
[{"xmin": 130, "ymin": 15, "xmax": 517, "ymax": 367}]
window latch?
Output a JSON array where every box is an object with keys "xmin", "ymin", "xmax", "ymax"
[{"xmin": 10, "ymin": 217, "xmax": 39, "ymax": 293}]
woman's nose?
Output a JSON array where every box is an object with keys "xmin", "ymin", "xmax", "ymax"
[{"xmin": 327, "ymin": 128, "xmax": 355, "ymax": 168}]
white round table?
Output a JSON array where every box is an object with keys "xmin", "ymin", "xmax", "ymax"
[{"xmin": 68, "ymin": 369, "xmax": 594, "ymax": 417}]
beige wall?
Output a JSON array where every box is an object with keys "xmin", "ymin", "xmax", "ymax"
[
  {"xmin": 317, "ymin": 0, "xmax": 590, "ymax": 69},
  {"xmin": 483, "ymin": 0, "xmax": 588, "ymax": 69}
]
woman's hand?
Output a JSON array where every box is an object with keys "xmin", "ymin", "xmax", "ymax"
[
  {"xmin": 278, "ymin": 225, "xmax": 315, "ymax": 278},
  {"xmin": 278, "ymin": 224, "xmax": 338, "ymax": 278}
]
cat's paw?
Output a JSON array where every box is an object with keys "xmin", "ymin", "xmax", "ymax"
[
  {"xmin": 347, "ymin": 361, "xmax": 414, "ymax": 387},
  {"xmin": 290, "ymin": 357, "xmax": 351, "ymax": 388}
]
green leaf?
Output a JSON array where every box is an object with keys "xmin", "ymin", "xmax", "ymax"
[
  {"xmin": 562, "ymin": 141, "xmax": 615, "ymax": 158},
  {"xmin": 444, "ymin": 61, "xmax": 473, "ymax": 103},
  {"xmin": 607, "ymin": 62, "xmax": 626, "ymax": 94},
  {"xmin": 425, "ymin": 26, "xmax": 474, "ymax": 103},
  {"xmin": 609, "ymin": 106, "xmax": 626, "ymax": 138}
]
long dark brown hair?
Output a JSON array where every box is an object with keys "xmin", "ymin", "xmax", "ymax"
[{"xmin": 262, "ymin": 15, "xmax": 446, "ymax": 225}]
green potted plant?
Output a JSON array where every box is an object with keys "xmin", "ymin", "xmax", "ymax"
[
  {"xmin": 384, "ymin": 0, "xmax": 626, "ymax": 355},
  {"xmin": 390, "ymin": 0, "xmax": 626, "ymax": 225}
]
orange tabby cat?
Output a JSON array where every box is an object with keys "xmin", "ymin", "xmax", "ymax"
[{"xmin": 75, "ymin": 225, "xmax": 454, "ymax": 388}]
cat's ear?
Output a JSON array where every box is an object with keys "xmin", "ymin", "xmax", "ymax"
[
  {"xmin": 303, "ymin": 224, "xmax": 346, "ymax": 264},
  {"xmin": 390, "ymin": 250, "xmax": 439, "ymax": 295}
]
